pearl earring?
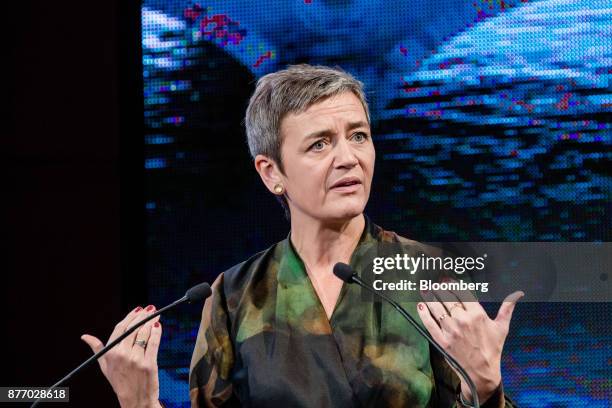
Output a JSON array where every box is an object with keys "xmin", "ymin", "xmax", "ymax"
[{"xmin": 274, "ymin": 184, "xmax": 284, "ymax": 194}]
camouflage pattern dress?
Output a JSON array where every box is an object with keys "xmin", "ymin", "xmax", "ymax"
[{"xmin": 189, "ymin": 216, "xmax": 516, "ymax": 407}]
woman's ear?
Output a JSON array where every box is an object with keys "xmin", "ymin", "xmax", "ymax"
[{"xmin": 254, "ymin": 154, "xmax": 284, "ymax": 194}]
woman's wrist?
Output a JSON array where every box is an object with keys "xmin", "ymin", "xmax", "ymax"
[
  {"xmin": 459, "ymin": 379, "xmax": 503, "ymax": 407},
  {"xmin": 460, "ymin": 377, "xmax": 502, "ymax": 406},
  {"xmin": 117, "ymin": 397, "xmax": 163, "ymax": 408},
  {"xmin": 139, "ymin": 399, "xmax": 164, "ymax": 408}
]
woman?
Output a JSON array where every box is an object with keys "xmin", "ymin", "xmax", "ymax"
[{"xmin": 82, "ymin": 64, "xmax": 521, "ymax": 407}]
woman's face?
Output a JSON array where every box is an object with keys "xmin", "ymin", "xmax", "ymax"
[{"xmin": 278, "ymin": 92, "xmax": 375, "ymax": 222}]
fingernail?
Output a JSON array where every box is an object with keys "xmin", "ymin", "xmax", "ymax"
[
  {"xmin": 145, "ymin": 305, "xmax": 154, "ymax": 312},
  {"xmin": 418, "ymin": 303, "xmax": 424, "ymax": 311},
  {"xmin": 134, "ymin": 306, "xmax": 143, "ymax": 312},
  {"xmin": 154, "ymin": 322, "xmax": 160, "ymax": 328}
]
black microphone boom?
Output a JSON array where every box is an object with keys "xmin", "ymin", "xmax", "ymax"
[
  {"xmin": 30, "ymin": 282, "xmax": 212, "ymax": 407},
  {"xmin": 333, "ymin": 263, "xmax": 480, "ymax": 408}
]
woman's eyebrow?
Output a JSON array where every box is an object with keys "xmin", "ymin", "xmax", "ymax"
[
  {"xmin": 303, "ymin": 121, "xmax": 370, "ymax": 141},
  {"xmin": 346, "ymin": 120, "xmax": 369, "ymax": 131}
]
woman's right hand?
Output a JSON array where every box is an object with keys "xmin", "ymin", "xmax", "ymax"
[{"xmin": 81, "ymin": 305, "xmax": 163, "ymax": 408}]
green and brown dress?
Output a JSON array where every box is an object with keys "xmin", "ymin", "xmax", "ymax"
[{"xmin": 189, "ymin": 216, "xmax": 516, "ymax": 407}]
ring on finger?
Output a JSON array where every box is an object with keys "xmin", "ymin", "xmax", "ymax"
[
  {"xmin": 134, "ymin": 339, "xmax": 147, "ymax": 349},
  {"xmin": 438, "ymin": 313, "xmax": 449, "ymax": 322}
]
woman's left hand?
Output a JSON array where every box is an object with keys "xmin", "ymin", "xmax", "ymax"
[{"xmin": 416, "ymin": 283, "xmax": 524, "ymax": 405}]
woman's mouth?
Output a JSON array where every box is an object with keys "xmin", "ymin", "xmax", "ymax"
[{"xmin": 330, "ymin": 177, "xmax": 362, "ymax": 192}]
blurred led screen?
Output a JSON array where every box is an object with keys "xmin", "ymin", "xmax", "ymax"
[{"xmin": 142, "ymin": 1, "xmax": 611, "ymax": 406}]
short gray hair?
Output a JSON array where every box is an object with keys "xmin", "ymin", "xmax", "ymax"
[{"xmin": 244, "ymin": 64, "xmax": 370, "ymax": 218}]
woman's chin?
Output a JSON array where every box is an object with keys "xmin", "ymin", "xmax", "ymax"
[{"xmin": 324, "ymin": 202, "xmax": 366, "ymax": 222}]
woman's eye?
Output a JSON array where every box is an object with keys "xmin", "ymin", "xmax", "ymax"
[
  {"xmin": 352, "ymin": 132, "xmax": 368, "ymax": 142},
  {"xmin": 310, "ymin": 140, "xmax": 326, "ymax": 151}
]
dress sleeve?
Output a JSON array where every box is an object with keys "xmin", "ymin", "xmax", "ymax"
[
  {"xmin": 189, "ymin": 273, "xmax": 240, "ymax": 407},
  {"xmin": 429, "ymin": 343, "xmax": 518, "ymax": 408}
]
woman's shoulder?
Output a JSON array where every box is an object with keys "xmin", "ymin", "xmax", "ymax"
[{"xmin": 211, "ymin": 238, "xmax": 286, "ymax": 302}]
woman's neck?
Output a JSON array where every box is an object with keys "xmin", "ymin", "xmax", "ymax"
[{"xmin": 289, "ymin": 213, "xmax": 365, "ymax": 271}]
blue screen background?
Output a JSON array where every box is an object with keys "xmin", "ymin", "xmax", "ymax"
[{"xmin": 141, "ymin": 1, "xmax": 611, "ymax": 406}]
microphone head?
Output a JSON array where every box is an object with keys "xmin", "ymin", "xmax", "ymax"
[
  {"xmin": 185, "ymin": 282, "xmax": 212, "ymax": 303},
  {"xmin": 333, "ymin": 262, "xmax": 355, "ymax": 283}
]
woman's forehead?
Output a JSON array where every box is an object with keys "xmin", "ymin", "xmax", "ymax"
[
  {"xmin": 303, "ymin": 93, "xmax": 366, "ymax": 118},
  {"xmin": 281, "ymin": 94, "xmax": 369, "ymax": 135}
]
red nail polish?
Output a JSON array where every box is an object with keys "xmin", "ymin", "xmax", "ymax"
[
  {"xmin": 154, "ymin": 322, "xmax": 160, "ymax": 328},
  {"xmin": 134, "ymin": 306, "xmax": 143, "ymax": 312},
  {"xmin": 145, "ymin": 305, "xmax": 154, "ymax": 312},
  {"xmin": 418, "ymin": 303, "xmax": 424, "ymax": 311}
]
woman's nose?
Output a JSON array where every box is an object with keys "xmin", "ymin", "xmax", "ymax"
[{"xmin": 334, "ymin": 138, "xmax": 359, "ymax": 168}]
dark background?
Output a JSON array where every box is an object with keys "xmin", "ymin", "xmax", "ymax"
[{"xmin": 5, "ymin": 1, "xmax": 143, "ymax": 405}]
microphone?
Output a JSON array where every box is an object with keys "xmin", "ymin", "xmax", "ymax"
[
  {"xmin": 333, "ymin": 263, "xmax": 480, "ymax": 408},
  {"xmin": 31, "ymin": 282, "xmax": 212, "ymax": 407}
]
